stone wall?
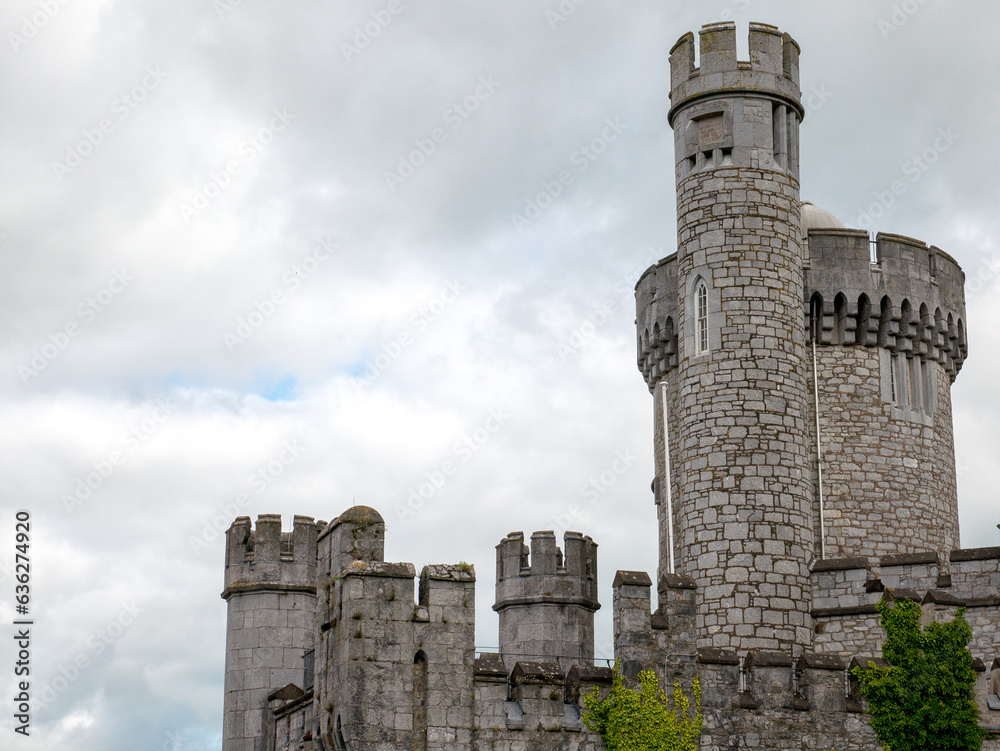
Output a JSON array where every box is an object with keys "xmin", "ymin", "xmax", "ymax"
[
  {"xmin": 807, "ymin": 343, "xmax": 959, "ymax": 558},
  {"xmin": 811, "ymin": 550, "xmax": 1000, "ymax": 665}
]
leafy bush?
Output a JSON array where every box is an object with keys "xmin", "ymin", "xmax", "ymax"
[
  {"xmin": 853, "ymin": 598, "xmax": 984, "ymax": 751},
  {"xmin": 582, "ymin": 668, "xmax": 701, "ymax": 751}
]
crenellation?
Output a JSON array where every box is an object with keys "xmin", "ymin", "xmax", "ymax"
[{"xmin": 804, "ymin": 228, "xmax": 967, "ymax": 377}]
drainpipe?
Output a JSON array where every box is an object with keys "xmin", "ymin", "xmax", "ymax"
[
  {"xmin": 660, "ymin": 381, "xmax": 676, "ymax": 575},
  {"xmin": 812, "ymin": 338, "xmax": 826, "ymax": 560}
]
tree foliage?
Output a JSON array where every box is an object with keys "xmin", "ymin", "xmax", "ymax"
[
  {"xmin": 582, "ymin": 668, "xmax": 702, "ymax": 751},
  {"xmin": 852, "ymin": 598, "xmax": 984, "ymax": 751}
]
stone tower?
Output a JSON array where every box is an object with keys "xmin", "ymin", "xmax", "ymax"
[
  {"xmin": 221, "ymin": 514, "xmax": 319, "ymax": 751},
  {"xmin": 803, "ymin": 225, "xmax": 967, "ymax": 559},
  {"xmin": 637, "ymin": 22, "xmax": 813, "ymax": 653},
  {"xmin": 494, "ymin": 530, "xmax": 600, "ymax": 671}
]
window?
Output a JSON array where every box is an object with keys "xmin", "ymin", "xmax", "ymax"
[
  {"xmin": 889, "ymin": 353, "xmax": 897, "ymax": 403},
  {"xmin": 695, "ymin": 282, "xmax": 709, "ymax": 355},
  {"xmin": 890, "ymin": 353, "xmax": 910, "ymax": 408},
  {"xmin": 909, "ymin": 357, "xmax": 922, "ymax": 412},
  {"xmin": 887, "ymin": 350, "xmax": 934, "ymax": 420}
]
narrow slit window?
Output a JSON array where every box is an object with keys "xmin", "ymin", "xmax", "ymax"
[
  {"xmin": 902, "ymin": 356, "xmax": 912, "ymax": 408},
  {"xmin": 889, "ymin": 352, "xmax": 898, "ymax": 403},
  {"xmin": 909, "ymin": 357, "xmax": 922, "ymax": 412},
  {"xmin": 695, "ymin": 282, "xmax": 709, "ymax": 355},
  {"xmin": 921, "ymin": 358, "xmax": 932, "ymax": 412}
]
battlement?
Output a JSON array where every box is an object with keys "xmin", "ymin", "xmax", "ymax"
[
  {"xmin": 222, "ymin": 514, "xmax": 319, "ymax": 599},
  {"xmin": 494, "ymin": 530, "xmax": 599, "ymax": 608},
  {"xmin": 668, "ymin": 22, "xmax": 801, "ymax": 126},
  {"xmin": 805, "ymin": 229, "xmax": 967, "ymax": 376}
]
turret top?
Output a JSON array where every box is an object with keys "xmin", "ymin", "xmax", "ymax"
[{"xmin": 668, "ymin": 22, "xmax": 802, "ymax": 126}]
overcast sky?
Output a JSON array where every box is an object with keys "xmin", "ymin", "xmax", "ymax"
[{"xmin": 1, "ymin": 2, "xmax": 999, "ymax": 749}]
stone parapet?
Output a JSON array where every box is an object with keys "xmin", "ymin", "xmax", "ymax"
[
  {"xmin": 223, "ymin": 514, "xmax": 319, "ymax": 599},
  {"xmin": 805, "ymin": 229, "xmax": 966, "ymax": 377}
]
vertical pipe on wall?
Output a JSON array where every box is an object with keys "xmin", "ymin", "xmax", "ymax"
[
  {"xmin": 812, "ymin": 338, "xmax": 826, "ymax": 560},
  {"xmin": 660, "ymin": 381, "xmax": 676, "ymax": 575}
]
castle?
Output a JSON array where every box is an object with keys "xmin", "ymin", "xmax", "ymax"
[{"xmin": 220, "ymin": 22, "xmax": 1000, "ymax": 751}]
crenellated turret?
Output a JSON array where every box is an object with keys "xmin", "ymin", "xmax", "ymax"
[
  {"xmin": 223, "ymin": 513, "xmax": 319, "ymax": 598},
  {"xmin": 221, "ymin": 514, "xmax": 321, "ymax": 751},
  {"xmin": 668, "ymin": 22, "xmax": 802, "ymax": 181},
  {"xmin": 494, "ymin": 531, "xmax": 599, "ymax": 671}
]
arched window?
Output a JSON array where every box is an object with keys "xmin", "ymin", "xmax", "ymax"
[
  {"xmin": 834, "ymin": 293, "xmax": 848, "ymax": 345},
  {"xmin": 857, "ymin": 294, "xmax": 872, "ymax": 346},
  {"xmin": 809, "ymin": 293, "xmax": 824, "ymax": 344},
  {"xmin": 695, "ymin": 281, "xmax": 709, "ymax": 355}
]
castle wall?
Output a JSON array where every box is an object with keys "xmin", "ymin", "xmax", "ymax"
[
  {"xmin": 314, "ymin": 558, "xmax": 476, "ymax": 751},
  {"xmin": 952, "ymin": 548, "xmax": 1000, "ymax": 656},
  {"xmin": 224, "ymin": 591, "xmax": 316, "ymax": 751},
  {"xmin": 811, "ymin": 550, "xmax": 1000, "ymax": 665},
  {"xmin": 634, "ymin": 253, "xmax": 684, "ymax": 583}
]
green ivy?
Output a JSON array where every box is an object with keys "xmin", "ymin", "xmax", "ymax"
[
  {"xmin": 852, "ymin": 598, "xmax": 985, "ymax": 751},
  {"xmin": 582, "ymin": 667, "xmax": 701, "ymax": 750}
]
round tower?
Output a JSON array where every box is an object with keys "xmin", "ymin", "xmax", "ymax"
[
  {"xmin": 494, "ymin": 530, "xmax": 599, "ymax": 672},
  {"xmin": 637, "ymin": 22, "xmax": 813, "ymax": 652},
  {"xmin": 803, "ymin": 221, "xmax": 967, "ymax": 559},
  {"xmin": 221, "ymin": 514, "xmax": 318, "ymax": 751}
]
